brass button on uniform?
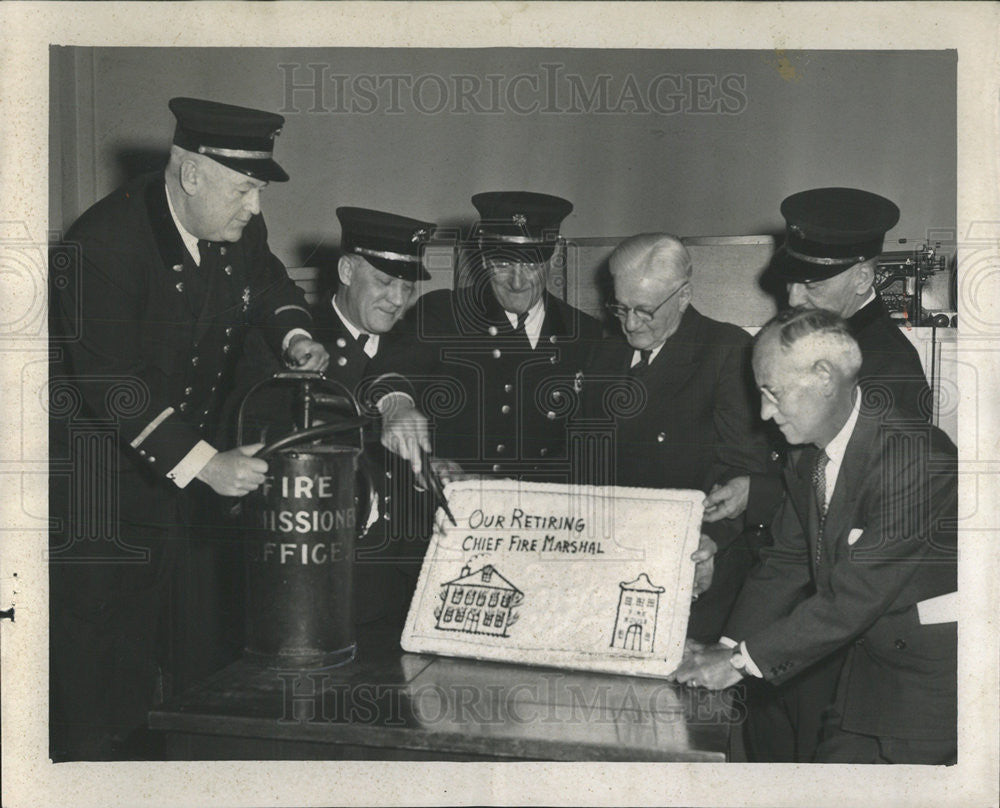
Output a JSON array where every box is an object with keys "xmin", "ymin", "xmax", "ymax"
[
  {"xmin": 539, "ymin": 448, "xmax": 548, "ymax": 457},
  {"xmin": 488, "ymin": 326, "xmax": 498, "ymax": 336},
  {"xmin": 548, "ymin": 356, "xmax": 556, "ymax": 364},
  {"xmin": 492, "ymin": 464, "xmax": 501, "ymax": 473},
  {"xmin": 219, "ymin": 246, "xmax": 227, "ymax": 256},
  {"xmin": 179, "ymin": 402, "xmax": 188, "ymax": 412},
  {"xmin": 657, "ymin": 432, "xmax": 665, "ymax": 443},
  {"xmin": 225, "ymin": 327, "xmax": 233, "ymax": 336},
  {"xmin": 549, "ymin": 335, "xmax": 557, "ymax": 344},
  {"xmin": 337, "ymin": 337, "xmax": 347, "ymax": 348},
  {"xmin": 223, "ymin": 345, "xmax": 231, "ymax": 354},
  {"xmin": 224, "ymin": 266, "xmax": 233, "ymax": 276},
  {"xmin": 184, "ymin": 387, "xmax": 193, "ymax": 396},
  {"xmin": 172, "ymin": 264, "xmax": 183, "ymax": 272},
  {"xmin": 147, "ymin": 456, "xmax": 156, "ymax": 463},
  {"xmin": 492, "ymin": 349, "xmax": 502, "ymax": 359},
  {"xmin": 501, "ymin": 405, "xmax": 511, "ymax": 415},
  {"xmin": 175, "ymin": 282, "xmax": 184, "ymax": 292},
  {"xmin": 503, "ymin": 384, "xmax": 513, "ymax": 393},
  {"xmin": 337, "ymin": 356, "xmax": 348, "ymax": 367},
  {"xmin": 546, "ymin": 410, "xmax": 556, "ymax": 419},
  {"xmin": 191, "ymin": 356, "xmax": 199, "ymax": 366},
  {"xmin": 496, "ymin": 444, "xmax": 506, "ymax": 453}
]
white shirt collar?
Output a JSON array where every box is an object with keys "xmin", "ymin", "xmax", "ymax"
[
  {"xmin": 331, "ymin": 294, "xmax": 379, "ymax": 358},
  {"xmin": 164, "ymin": 182, "xmax": 202, "ymax": 266},
  {"xmin": 630, "ymin": 341, "xmax": 666, "ymax": 367},
  {"xmin": 819, "ymin": 387, "xmax": 862, "ymax": 506},
  {"xmin": 504, "ymin": 297, "xmax": 546, "ymax": 349}
]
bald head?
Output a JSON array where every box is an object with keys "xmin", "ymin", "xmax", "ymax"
[{"xmin": 607, "ymin": 233, "xmax": 693, "ymax": 350}]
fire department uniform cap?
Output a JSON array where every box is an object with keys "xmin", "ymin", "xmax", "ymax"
[
  {"xmin": 470, "ymin": 191, "xmax": 574, "ymax": 264},
  {"xmin": 336, "ymin": 207, "xmax": 435, "ymax": 282},
  {"xmin": 772, "ymin": 187, "xmax": 900, "ymax": 283},
  {"xmin": 169, "ymin": 96, "xmax": 289, "ymax": 183}
]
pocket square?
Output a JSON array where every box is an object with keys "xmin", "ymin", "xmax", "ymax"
[{"xmin": 847, "ymin": 528, "xmax": 864, "ymax": 546}]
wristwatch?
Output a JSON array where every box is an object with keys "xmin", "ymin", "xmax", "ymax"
[{"xmin": 729, "ymin": 648, "xmax": 748, "ymax": 675}]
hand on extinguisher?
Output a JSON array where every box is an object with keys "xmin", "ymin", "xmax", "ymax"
[{"xmin": 197, "ymin": 443, "xmax": 268, "ymax": 496}]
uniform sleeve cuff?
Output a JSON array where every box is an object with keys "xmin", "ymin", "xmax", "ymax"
[
  {"xmin": 282, "ymin": 328, "xmax": 312, "ymax": 353},
  {"xmin": 166, "ymin": 440, "xmax": 218, "ymax": 489}
]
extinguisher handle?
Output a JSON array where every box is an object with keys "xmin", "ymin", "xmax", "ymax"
[
  {"xmin": 253, "ymin": 419, "xmax": 372, "ymax": 460},
  {"xmin": 235, "ymin": 371, "xmax": 370, "ymax": 448}
]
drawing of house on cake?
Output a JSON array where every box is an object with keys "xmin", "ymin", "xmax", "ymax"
[
  {"xmin": 434, "ymin": 563, "xmax": 523, "ymax": 637},
  {"xmin": 610, "ymin": 573, "xmax": 665, "ymax": 653}
]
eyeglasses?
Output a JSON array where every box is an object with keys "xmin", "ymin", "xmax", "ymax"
[{"xmin": 606, "ymin": 282, "xmax": 687, "ymax": 323}]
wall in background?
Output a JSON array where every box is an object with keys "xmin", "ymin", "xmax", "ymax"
[{"xmin": 51, "ymin": 47, "xmax": 956, "ymax": 282}]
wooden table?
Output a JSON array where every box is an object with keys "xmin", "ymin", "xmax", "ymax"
[{"xmin": 150, "ymin": 613, "xmax": 737, "ymax": 761}]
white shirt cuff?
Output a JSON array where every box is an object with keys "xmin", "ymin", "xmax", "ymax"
[
  {"xmin": 739, "ymin": 641, "xmax": 763, "ymax": 678},
  {"xmin": 719, "ymin": 636, "xmax": 763, "ymax": 678},
  {"xmin": 376, "ymin": 390, "xmax": 416, "ymax": 414},
  {"xmin": 166, "ymin": 440, "xmax": 218, "ymax": 489},
  {"xmin": 282, "ymin": 328, "xmax": 312, "ymax": 353}
]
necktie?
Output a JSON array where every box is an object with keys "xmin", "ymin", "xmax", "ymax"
[
  {"xmin": 811, "ymin": 449, "xmax": 830, "ymax": 564},
  {"xmin": 356, "ymin": 333, "xmax": 369, "ymax": 351},
  {"xmin": 516, "ymin": 311, "xmax": 528, "ymax": 331},
  {"xmin": 631, "ymin": 349, "xmax": 652, "ymax": 372}
]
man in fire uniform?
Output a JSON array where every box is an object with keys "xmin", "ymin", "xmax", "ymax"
[
  {"xmin": 311, "ymin": 208, "xmax": 440, "ymax": 620},
  {"xmin": 48, "ymin": 97, "xmax": 328, "ymax": 760},
  {"xmin": 376, "ymin": 191, "xmax": 604, "ymax": 485}
]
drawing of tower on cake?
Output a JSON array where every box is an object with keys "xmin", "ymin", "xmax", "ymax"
[
  {"xmin": 434, "ymin": 563, "xmax": 523, "ymax": 637},
  {"xmin": 610, "ymin": 573, "xmax": 665, "ymax": 653}
]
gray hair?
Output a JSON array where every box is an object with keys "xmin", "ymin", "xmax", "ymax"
[
  {"xmin": 755, "ymin": 306, "xmax": 863, "ymax": 378},
  {"xmin": 609, "ymin": 233, "xmax": 693, "ymax": 282}
]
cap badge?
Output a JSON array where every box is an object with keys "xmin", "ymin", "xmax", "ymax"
[
  {"xmin": 411, "ymin": 228, "xmax": 429, "ymax": 243},
  {"xmin": 512, "ymin": 213, "xmax": 527, "ymax": 226},
  {"xmin": 789, "ymin": 223, "xmax": 804, "ymax": 237}
]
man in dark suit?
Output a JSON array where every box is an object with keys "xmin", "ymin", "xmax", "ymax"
[
  {"xmin": 375, "ymin": 191, "xmax": 603, "ymax": 486},
  {"xmin": 672, "ymin": 307, "xmax": 957, "ymax": 764},
  {"xmin": 576, "ymin": 233, "xmax": 771, "ymax": 640},
  {"xmin": 701, "ymin": 187, "xmax": 937, "ymax": 762},
  {"xmin": 48, "ymin": 97, "xmax": 329, "ymax": 760}
]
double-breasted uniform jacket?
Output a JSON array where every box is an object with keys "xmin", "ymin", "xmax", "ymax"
[
  {"xmin": 309, "ymin": 300, "xmax": 436, "ymax": 566},
  {"xmin": 745, "ymin": 294, "xmax": 933, "ymax": 529},
  {"xmin": 374, "ymin": 284, "xmax": 604, "ymax": 483},
  {"xmin": 725, "ymin": 398, "xmax": 957, "ymax": 740},
  {"xmin": 48, "ymin": 171, "xmax": 314, "ymax": 758},
  {"xmin": 50, "ymin": 172, "xmax": 314, "ymax": 538}
]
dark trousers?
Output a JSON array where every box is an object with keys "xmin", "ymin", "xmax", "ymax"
[
  {"xmin": 816, "ymin": 704, "xmax": 957, "ymax": 764},
  {"xmin": 742, "ymin": 649, "xmax": 846, "ymax": 762},
  {"xmin": 49, "ymin": 508, "xmax": 178, "ymax": 761}
]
